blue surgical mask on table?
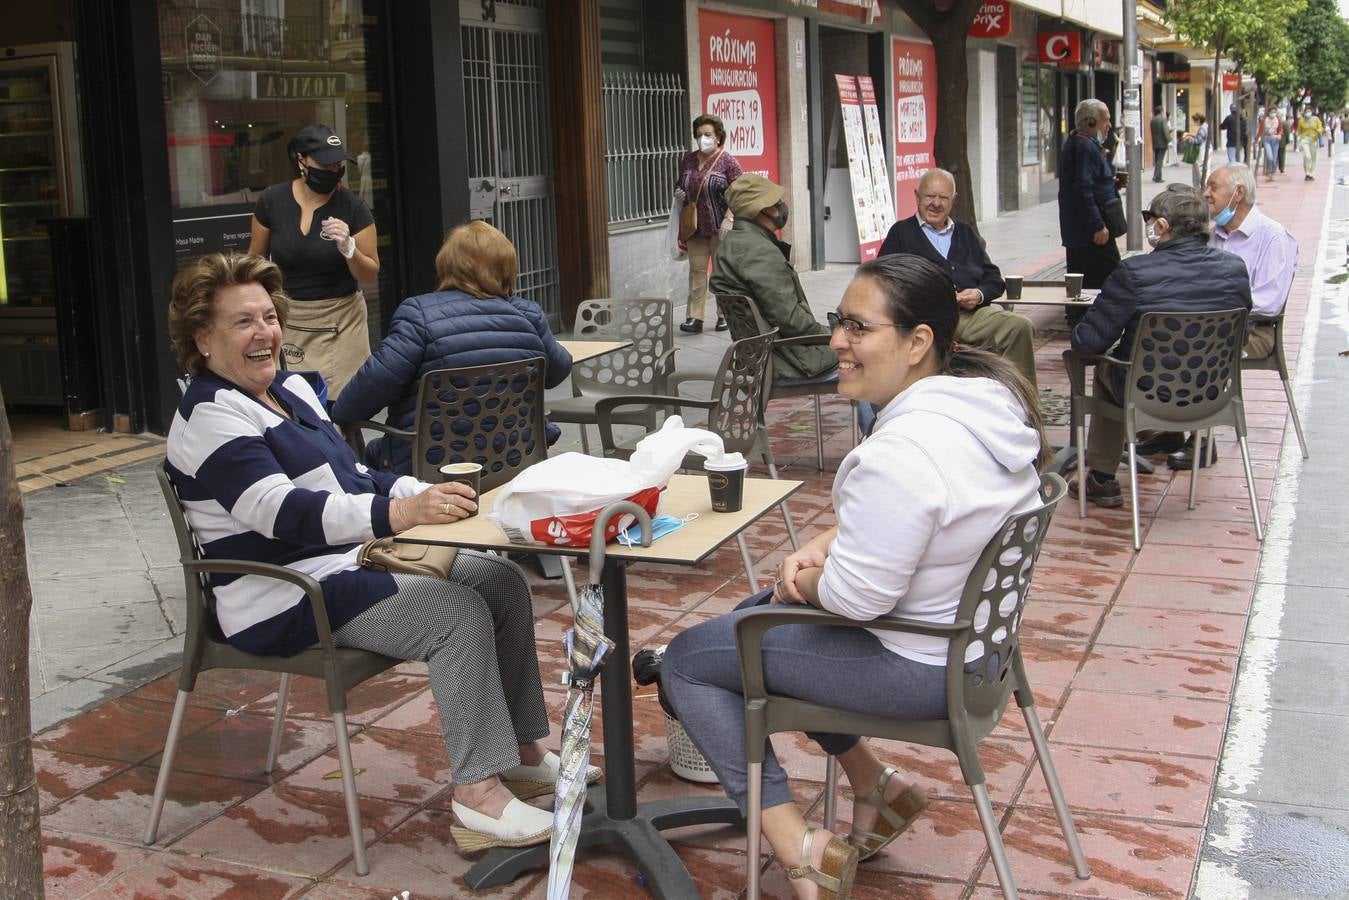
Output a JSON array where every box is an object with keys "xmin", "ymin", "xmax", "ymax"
[{"xmin": 618, "ymin": 513, "xmax": 698, "ymax": 547}]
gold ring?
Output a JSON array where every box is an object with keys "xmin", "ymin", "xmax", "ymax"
[{"xmin": 443, "ymin": 503, "xmax": 452, "ymax": 515}]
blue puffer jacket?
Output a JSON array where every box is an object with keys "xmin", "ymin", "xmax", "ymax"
[
  {"xmin": 1071, "ymin": 236, "xmax": 1252, "ymax": 393},
  {"xmin": 331, "ymin": 290, "xmax": 573, "ymax": 475}
]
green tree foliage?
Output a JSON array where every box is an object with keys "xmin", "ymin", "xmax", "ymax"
[
  {"xmin": 1281, "ymin": 0, "xmax": 1349, "ymax": 109},
  {"xmin": 1166, "ymin": 0, "xmax": 1304, "ymax": 90}
]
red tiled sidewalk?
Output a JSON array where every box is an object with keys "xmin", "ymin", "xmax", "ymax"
[{"xmin": 37, "ymin": 160, "xmax": 1329, "ymax": 898}]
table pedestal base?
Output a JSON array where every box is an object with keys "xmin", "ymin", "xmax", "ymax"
[
  {"xmin": 1050, "ymin": 445, "xmax": 1155, "ymax": 476},
  {"xmin": 464, "ymin": 791, "xmax": 743, "ymax": 898}
]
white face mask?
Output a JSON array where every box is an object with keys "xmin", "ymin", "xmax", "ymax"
[
  {"xmin": 698, "ymin": 135, "xmax": 717, "ymax": 152},
  {"xmin": 1145, "ymin": 222, "xmax": 1163, "ymax": 248}
]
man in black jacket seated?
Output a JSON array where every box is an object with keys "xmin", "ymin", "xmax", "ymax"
[
  {"xmin": 1068, "ymin": 185, "xmax": 1252, "ymax": 508},
  {"xmin": 878, "ymin": 168, "xmax": 1037, "ymax": 386}
]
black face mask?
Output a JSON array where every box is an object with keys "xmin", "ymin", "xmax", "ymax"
[
  {"xmin": 302, "ymin": 164, "xmax": 343, "ymax": 194},
  {"xmin": 764, "ymin": 201, "xmax": 789, "ymax": 229}
]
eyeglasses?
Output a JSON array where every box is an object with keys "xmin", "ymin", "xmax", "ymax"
[{"xmin": 827, "ymin": 310, "xmax": 904, "ymax": 342}]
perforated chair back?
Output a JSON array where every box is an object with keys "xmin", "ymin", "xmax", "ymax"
[
  {"xmin": 715, "ymin": 293, "xmax": 771, "ymax": 343},
  {"xmin": 1123, "ymin": 308, "xmax": 1248, "ymax": 431},
  {"xmin": 571, "ymin": 298, "xmax": 674, "ymax": 396},
  {"xmin": 947, "ymin": 473, "xmax": 1067, "ymax": 729},
  {"xmin": 411, "ymin": 357, "xmax": 548, "ymax": 492},
  {"xmin": 707, "ymin": 329, "xmax": 777, "ymax": 456}
]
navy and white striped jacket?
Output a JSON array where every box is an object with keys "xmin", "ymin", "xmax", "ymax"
[{"xmin": 166, "ymin": 370, "xmax": 427, "ymax": 656}]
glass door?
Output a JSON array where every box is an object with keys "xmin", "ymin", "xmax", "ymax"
[{"xmin": 0, "ymin": 58, "xmax": 64, "ymax": 311}]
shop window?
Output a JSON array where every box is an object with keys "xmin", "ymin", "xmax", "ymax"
[{"xmin": 156, "ymin": 0, "xmax": 395, "ymax": 339}]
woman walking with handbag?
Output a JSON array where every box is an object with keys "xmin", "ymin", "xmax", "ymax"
[{"xmin": 674, "ymin": 114, "xmax": 742, "ymax": 334}]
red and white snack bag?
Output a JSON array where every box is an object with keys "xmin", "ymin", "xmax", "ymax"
[{"xmin": 489, "ymin": 417, "xmax": 725, "ymax": 547}]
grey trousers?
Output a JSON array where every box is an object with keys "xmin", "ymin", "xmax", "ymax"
[
  {"xmin": 662, "ymin": 590, "xmax": 948, "ymax": 814},
  {"xmin": 332, "ymin": 551, "xmax": 548, "ymax": 783}
]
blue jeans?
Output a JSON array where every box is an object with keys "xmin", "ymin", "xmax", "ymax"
[
  {"xmin": 661, "ymin": 590, "xmax": 948, "ymax": 813},
  {"xmin": 1262, "ymin": 137, "xmax": 1280, "ymax": 176}
]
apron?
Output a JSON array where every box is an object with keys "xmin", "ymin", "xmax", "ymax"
[{"xmin": 281, "ymin": 290, "xmax": 371, "ymax": 400}]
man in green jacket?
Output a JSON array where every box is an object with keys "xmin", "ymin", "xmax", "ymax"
[{"xmin": 710, "ymin": 174, "xmax": 837, "ymax": 380}]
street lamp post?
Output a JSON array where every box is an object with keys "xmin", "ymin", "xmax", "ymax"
[{"xmin": 1122, "ymin": 0, "xmax": 1142, "ymax": 251}]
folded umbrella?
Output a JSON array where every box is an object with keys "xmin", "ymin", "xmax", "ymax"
[{"xmin": 546, "ymin": 502, "xmax": 652, "ymax": 900}]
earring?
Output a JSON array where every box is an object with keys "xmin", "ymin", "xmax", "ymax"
[{"xmin": 203, "ymin": 351, "xmax": 211, "ymax": 358}]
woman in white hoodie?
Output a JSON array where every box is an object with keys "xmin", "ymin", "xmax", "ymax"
[{"xmin": 662, "ymin": 253, "xmax": 1050, "ymax": 900}]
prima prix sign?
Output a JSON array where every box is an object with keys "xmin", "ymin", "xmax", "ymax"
[{"xmin": 969, "ymin": 2, "xmax": 1012, "ymax": 39}]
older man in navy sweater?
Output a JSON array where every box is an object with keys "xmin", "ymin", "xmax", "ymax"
[{"xmin": 878, "ymin": 168, "xmax": 1036, "ymax": 386}]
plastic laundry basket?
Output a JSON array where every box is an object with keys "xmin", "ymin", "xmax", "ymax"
[{"xmin": 665, "ymin": 713, "xmax": 720, "ymax": 784}]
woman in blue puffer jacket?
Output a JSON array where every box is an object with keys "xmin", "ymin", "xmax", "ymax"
[{"xmin": 332, "ymin": 221, "xmax": 572, "ymax": 474}]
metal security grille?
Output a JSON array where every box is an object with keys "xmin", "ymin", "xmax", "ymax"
[
  {"xmin": 461, "ymin": 14, "xmax": 560, "ymax": 324},
  {"xmin": 603, "ymin": 71, "xmax": 688, "ymax": 227}
]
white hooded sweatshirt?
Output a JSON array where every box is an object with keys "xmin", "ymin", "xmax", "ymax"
[{"xmin": 816, "ymin": 375, "xmax": 1043, "ymax": 666}]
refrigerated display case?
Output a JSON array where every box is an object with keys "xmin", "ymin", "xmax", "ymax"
[{"xmin": 0, "ymin": 42, "xmax": 83, "ymax": 406}]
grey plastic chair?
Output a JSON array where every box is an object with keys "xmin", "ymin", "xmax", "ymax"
[
  {"xmin": 715, "ymin": 293, "xmax": 841, "ymax": 472},
  {"xmin": 349, "ymin": 357, "xmax": 579, "ymax": 604},
  {"xmin": 735, "ymin": 473, "xmax": 1089, "ymax": 900},
  {"xmin": 1063, "ymin": 308, "xmax": 1264, "ymax": 551},
  {"xmin": 548, "ymin": 298, "xmax": 678, "ymax": 454},
  {"xmin": 146, "ymin": 464, "xmax": 399, "ymax": 876},
  {"xmin": 594, "ymin": 329, "xmax": 800, "ymax": 585},
  {"xmin": 1242, "ymin": 311, "xmax": 1307, "ymax": 459},
  {"xmin": 350, "ymin": 357, "xmax": 549, "ymax": 491}
]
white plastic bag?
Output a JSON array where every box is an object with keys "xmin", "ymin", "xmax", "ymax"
[
  {"xmin": 666, "ymin": 197, "xmax": 688, "ymax": 262},
  {"xmin": 489, "ymin": 417, "xmax": 723, "ymax": 547}
]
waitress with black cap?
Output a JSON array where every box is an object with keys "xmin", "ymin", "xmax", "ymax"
[{"xmin": 247, "ymin": 124, "xmax": 379, "ymax": 399}]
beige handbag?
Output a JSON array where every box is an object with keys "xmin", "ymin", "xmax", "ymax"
[{"xmin": 358, "ymin": 537, "xmax": 458, "ymax": 579}]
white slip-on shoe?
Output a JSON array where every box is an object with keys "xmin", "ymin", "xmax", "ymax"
[
  {"xmin": 502, "ymin": 751, "xmax": 602, "ymax": 801},
  {"xmin": 449, "ymin": 797, "xmax": 553, "ymax": 852}
]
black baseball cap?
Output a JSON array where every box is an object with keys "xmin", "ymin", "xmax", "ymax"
[{"xmin": 290, "ymin": 124, "xmax": 354, "ymax": 165}]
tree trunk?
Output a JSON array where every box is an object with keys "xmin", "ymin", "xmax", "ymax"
[
  {"xmin": 0, "ymin": 392, "xmax": 44, "ymax": 897},
  {"xmin": 896, "ymin": 0, "xmax": 985, "ymax": 230}
]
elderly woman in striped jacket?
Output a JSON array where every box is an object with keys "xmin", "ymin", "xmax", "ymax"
[{"xmin": 165, "ymin": 252, "xmax": 589, "ymax": 853}]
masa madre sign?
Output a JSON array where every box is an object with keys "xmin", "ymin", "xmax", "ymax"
[
  {"xmin": 892, "ymin": 38, "xmax": 937, "ymax": 221},
  {"xmin": 699, "ymin": 9, "xmax": 779, "ymax": 182}
]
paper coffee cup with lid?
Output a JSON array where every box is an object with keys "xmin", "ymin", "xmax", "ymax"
[{"xmin": 704, "ymin": 452, "xmax": 748, "ymax": 513}]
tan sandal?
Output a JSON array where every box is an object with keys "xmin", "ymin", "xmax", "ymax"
[
  {"xmin": 848, "ymin": 767, "xmax": 929, "ymax": 862},
  {"xmin": 785, "ymin": 827, "xmax": 858, "ymax": 899}
]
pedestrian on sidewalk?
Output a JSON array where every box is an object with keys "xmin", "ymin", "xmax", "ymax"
[
  {"xmin": 166, "ymin": 252, "xmax": 592, "ymax": 853},
  {"xmin": 1183, "ymin": 114, "xmax": 1210, "ymax": 188},
  {"xmin": 1058, "ymin": 99, "xmax": 1121, "ymax": 293},
  {"xmin": 1150, "ymin": 105, "xmax": 1171, "ymax": 182},
  {"xmin": 1221, "ymin": 104, "xmax": 1242, "ymax": 163},
  {"xmin": 1068, "ymin": 186, "xmax": 1251, "ymax": 507},
  {"xmin": 1260, "ymin": 107, "xmax": 1283, "ymax": 182},
  {"xmin": 1297, "ymin": 107, "xmax": 1325, "ymax": 180},
  {"xmin": 675, "ymin": 114, "xmax": 741, "ymax": 334}
]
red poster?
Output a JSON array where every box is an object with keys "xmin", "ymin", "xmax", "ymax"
[
  {"xmin": 969, "ymin": 2, "xmax": 1012, "ymax": 39},
  {"xmin": 1038, "ymin": 31, "xmax": 1081, "ymax": 66},
  {"xmin": 892, "ymin": 38, "xmax": 937, "ymax": 222},
  {"xmin": 699, "ymin": 10, "xmax": 779, "ymax": 183},
  {"xmin": 1222, "ymin": 72, "xmax": 1240, "ymax": 91}
]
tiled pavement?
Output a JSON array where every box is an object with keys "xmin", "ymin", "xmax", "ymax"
[{"xmin": 27, "ymin": 154, "xmax": 1337, "ymax": 898}]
